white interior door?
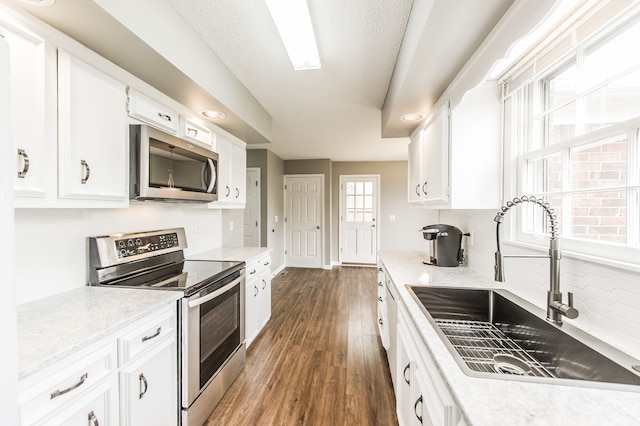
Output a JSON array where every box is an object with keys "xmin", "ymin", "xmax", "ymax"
[
  {"xmin": 284, "ymin": 175, "xmax": 323, "ymax": 268},
  {"xmin": 340, "ymin": 175, "xmax": 379, "ymax": 264},
  {"xmin": 244, "ymin": 168, "xmax": 260, "ymax": 247}
]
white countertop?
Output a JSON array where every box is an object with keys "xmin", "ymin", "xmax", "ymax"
[
  {"xmin": 17, "ymin": 286, "xmax": 180, "ymax": 381},
  {"xmin": 189, "ymin": 246, "xmax": 272, "ymax": 264},
  {"xmin": 378, "ymin": 250, "xmax": 640, "ymax": 426}
]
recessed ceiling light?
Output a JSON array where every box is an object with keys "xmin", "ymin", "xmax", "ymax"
[
  {"xmin": 265, "ymin": 0, "xmax": 321, "ymax": 71},
  {"xmin": 200, "ymin": 110, "xmax": 226, "ymax": 120},
  {"xmin": 400, "ymin": 112, "xmax": 425, "ymax": 122}
]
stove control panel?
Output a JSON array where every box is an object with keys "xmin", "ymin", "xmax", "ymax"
[{"xmin": 115, "ymin": 232, "xmax": 180, "ymax": 258}]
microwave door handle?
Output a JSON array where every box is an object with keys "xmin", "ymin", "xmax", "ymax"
[
  {"xmin": 205, "ymin": 158, "xmax": 216, "ymax": 194},
  {"xmin": 187, "ymin": 275, "xmax": 243, "ymax": 308}
]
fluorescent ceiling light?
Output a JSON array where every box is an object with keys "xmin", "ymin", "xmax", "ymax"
[{"xmin": 265, "ymin": 0, "xmax": 321, "ymax": 70}]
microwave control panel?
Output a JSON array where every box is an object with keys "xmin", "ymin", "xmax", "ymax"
[{"xmin": 115, "ymin": 232, "xmax": 180, "ymax": 258}]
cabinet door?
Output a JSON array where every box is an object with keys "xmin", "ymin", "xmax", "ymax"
[
  {"xmin": 396, "ymin": 325, "xmax": 415, "ymax": 426},
  {"xmin": 216, "ymin": 135, "xmax": 233, "ymax": 202},
  {"xmin": 407, "ymin": 134, "xmax": 423, "ymax": 204},
  {"xmin": 127, "ymin": 89, "xmax": 179, "ymax": 134},
  {"xmin": 259, "ymin": 263, "xmax": 272, "ymax": 327},
  {"xmin": 231, "ymin": 142, "xmax": 247, "ymax": 204},
  {"xmin": 57, "ymin": 50, "xmax": 128, "ymax": 203},
  {"xmin": 421, "ymin": 107, "xmax": 449, "ymax": 205},
  {"xmin": 2, "ymin": 22, "xmax": 56, "ymax": 201},
  {"xmin": 245, "ymin": 268, "xmax": 260, "ymax": 347},
  {"xmin": 119, "ymin": 338, "xmax": 176, "ymax": 426}
]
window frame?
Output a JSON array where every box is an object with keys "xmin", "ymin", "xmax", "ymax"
[{"xmin": 503, "ymin": 8, "xmax": 640, "ymax": 266}]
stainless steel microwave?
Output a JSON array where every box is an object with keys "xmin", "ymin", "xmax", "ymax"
[{"xmin": 130, "ymin": 125, "xmax": 218, "ymax": 202}]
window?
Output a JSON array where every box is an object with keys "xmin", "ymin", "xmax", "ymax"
[{"xmin": 504, "ymin": 9, "xmax": 640, "ymax": 264}]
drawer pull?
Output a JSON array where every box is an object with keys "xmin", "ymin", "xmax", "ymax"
[
  {"xmin": 414, "ymin": 395, "xmax": 423, "ymax": 424},
  {"xmin": 50, "ymin": 373, "xmax": 88, "ymax": 399},
  {"xmin": 17, "ymin": 148, "xmax": 30, "ymax": 178},
  {"xmin": 139, "ymin": 373, "xmax": 148, "ymax": 399},
  {"xmin": 157, "ymin": 112, "xmax": 172, "ymax": 122},
  {"xmin": 88, "ymin": 410, "xmax": 100, "ymax": 426},
  {"xmin": 187, "ymin": 127, "xmax": 198, "ymax": 137},
  {"xmin": 403, "ymin": 363, "xmax": 411, "ymax": 385},
  {"xmin": 141, "ymin": 327, "xmax": 161, "ymax": 343},
  {"xmin": 81, "ymin": 160, "xmax": 91, "ymax": 184}
]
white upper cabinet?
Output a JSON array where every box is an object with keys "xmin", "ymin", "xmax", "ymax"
[
  {"xmin": 407, "ymin": 82, "xmax": 501, "ymax": 209},
  {"xmin": 211, "ymin": 134, "xmax": 246, "ymax": 208},
  {"xmin": 2, "ymin": 21, "xmax": 57, "ymax": 203},
  {"xmin": 179, "ymin": 115, "xmax": 214, "ymax": 148},
  {"xmin": 57, "ymin": 50, "xmax": 128, "ymax": 204},
  {"xmin": 448, "ymin": 81, "xmax": 501, "ymax": 209},
  {"xmin": 127, "ymin": 88, "xmax": 179, "ymax": 134},
  {"xmin": 408, "ymin": 105, "xmax": 450, "ymax": 206}
]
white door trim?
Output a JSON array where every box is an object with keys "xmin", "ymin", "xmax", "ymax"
[
  {"xmin": 284, "ymin": 174, "xmax": 325, "ymax": 268},
  {"xmin": 339, "ymin": 174, "xmax": 380, "ymax": 264}
]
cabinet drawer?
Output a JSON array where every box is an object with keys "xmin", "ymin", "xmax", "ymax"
[
  {"xmin": 180, "ymin": 116, "xmax": 213, "ymax": 147},
  {"xmin": 19, "ymin": 344, "xmax": 113, "ymax": 426},
  {"xmin": 127, "ymin": 89, "xmax": 179, "ymax": 134},
  {"xmin": 118, "ymin": 309, "xmax": 175, "ymax": 365},
  {"xmin": 40, "ymin": 377, "xmax": 115, "ymax": 426}
]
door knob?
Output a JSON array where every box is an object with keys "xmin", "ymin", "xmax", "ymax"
[{"xmin": 316, "ymin": 226, "xmax": 320, "ymax": 229}]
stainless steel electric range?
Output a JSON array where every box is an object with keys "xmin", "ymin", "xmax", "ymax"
[{"xmin": 88, "ymin": 228, "xmax": 245, "ymax": 426}]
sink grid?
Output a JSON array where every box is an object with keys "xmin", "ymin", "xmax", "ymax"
[{"xmin": 434, "ymin": 319, "xmax": 555, "ymax": 378}]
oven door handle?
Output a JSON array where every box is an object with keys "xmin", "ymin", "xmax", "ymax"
[{"xmin": 188, "ymin": 275, "xmax": 243, "ymax": 308}]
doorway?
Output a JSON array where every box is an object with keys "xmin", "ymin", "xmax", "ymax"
[
  {"xmin": 339, "ymin": 175, "xmax": 379, "ymax": 265},
  {"xmin": 284, "ymin": 175, "xmax": 324, "ymax": 268},
  {"xmin": 244, "ymin": 168, "xmax": 260, "ymax": 247}
]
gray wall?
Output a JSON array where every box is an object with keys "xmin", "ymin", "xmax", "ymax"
[
  {"xmin": 283, "ymin": 159, "xmax": 333, "ymax": 267},
  {"xmin": 331, "ymin": 161, "xmax": 437, "ymax": 264}
]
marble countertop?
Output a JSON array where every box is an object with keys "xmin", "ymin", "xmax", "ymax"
[
  {"xmin": 17, "ymin": 286, "xmax": 180, "ymax": 381},
  {"xmin": 189, "ymin": 246, "xmax": 272, "ymax": 264},
  {"xmin": 378, "ymin": 249, "xmax": 640, "ymax": 426}
]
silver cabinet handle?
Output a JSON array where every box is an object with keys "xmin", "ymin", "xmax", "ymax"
[
  {"xmin": 139, "ymin": 373, "xmax": 148, "ymax": 399},
  {"xmin": 235, "ymin": 187, "xmax": 240, "ymax": 198},
  {"xmin": 262, "ymin": 279, "xmax": 266, "ymax": 290},
  {"xmin": 254, "ymin": 285, "xmax": 258, "ymax": 297},
  {"xmin": 416, "ymin": 184, "xmax": 420, "ymax": 196},
  {"xmin": 226, "ymin": 185, "xmax": 231, "ymax": 197},
  {"xmin": 414, "ymin": 395, "xmax": 423, "ymax": 424},
  {"xmin": 157, "ymin": 112, "xmax": 171, "ymax": 122},
  {"xmin": 50, "ymin": 373, "xmax": 88, "ymax": 399},
  {"xmin": 187, "ymin": 127, "xmax": 198, "ymax": 137},
  {"xmin": 141, "ymin": 327, "xmax": 161, "ymax": 343},
  {"xmin": 88, "ymin": 410, "xmax": 100, "ymax": 426},
  {"xmin": 250, "ymin": 269, "xmax": 257, "ymax": 275},
  {"xmin": 403, "ymin": 363, "xmax": 410, "ymax": 385},
  {"xmin": 422, "ymin": 181, "xmax": 428, "ymax": 195},
  {"xmin": 81, "ymin": 159, "xmax": 91, "ymax": 184},
  {"xmin": 17, "ymin": 149, "xmax": 30, "ymax": 178}
]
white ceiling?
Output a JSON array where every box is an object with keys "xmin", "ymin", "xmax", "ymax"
[
  {"xmin": 167, "ymin": 0, "xmax": 414, "ymax": 161},
  {"xmin": 8, "ymin": 0, "xmax": 547, "ymax": 162}
]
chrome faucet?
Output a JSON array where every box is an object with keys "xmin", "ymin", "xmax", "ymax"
[{"xmin": 494, "ymin": 196, "xmax": 578, "ymax": 325}]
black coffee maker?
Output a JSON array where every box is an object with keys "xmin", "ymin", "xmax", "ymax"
[{"xmin": 420, "ymin": 224, "xmax": 464, "ymax": 267}]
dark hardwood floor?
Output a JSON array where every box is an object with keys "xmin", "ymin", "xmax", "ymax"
[{"xmin": 205, "ymin": 266, "xmax": 398, "ymax": 426}]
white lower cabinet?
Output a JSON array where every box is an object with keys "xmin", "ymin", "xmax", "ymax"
[
  {"xmin": 18, "ymin": 305, "xmax": 177, "ymax": 426},
  {"xmin": 245, "ymin": 254, "xmax": 272, "ymax": 347},
  {"xmin": 396, "ymin": 310, "xmax": 459, "ymax": 426},
  {"xmin": 119, "ymin": 340, "xmax": 175, "ymax": 425}
]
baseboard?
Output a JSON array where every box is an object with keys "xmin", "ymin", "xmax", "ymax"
[
  {"xmin": 272, "ymin": 263, "xmax": 286, "ymax": 276},
  {"xmin": 322, "ymin": 264, "xmax": 333, "ymax": 270}
]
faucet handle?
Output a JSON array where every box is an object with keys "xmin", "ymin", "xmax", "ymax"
[{"xmin": 568, "ymin": 292, "xmax": 574, "ymax": 308}]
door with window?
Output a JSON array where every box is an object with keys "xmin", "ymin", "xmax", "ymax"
[
  {"xmin": 340, "ymin": 175, "xmax": 379, "ymax": 264},
  {"xmin": 284, "ymin": 175, "xmax": 323, "ymax": 268}
]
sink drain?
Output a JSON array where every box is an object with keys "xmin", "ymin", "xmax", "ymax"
[{"xmin": 493, "ymin": 354, "xmax": 532, "ymax": 376}]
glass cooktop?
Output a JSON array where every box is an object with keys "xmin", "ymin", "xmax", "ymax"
[{"xmin": 108, "ymin": 260, "xmax": 244, "ymax": 294}]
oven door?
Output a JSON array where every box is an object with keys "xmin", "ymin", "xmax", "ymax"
[{"xmin": 181, "ymin": 269, "xmax": 245, "ymax": 407}]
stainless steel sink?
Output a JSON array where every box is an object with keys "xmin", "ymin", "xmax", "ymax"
[{"xmin": 407, "ymin": 286, "xmax": 640, "ymax": 390}]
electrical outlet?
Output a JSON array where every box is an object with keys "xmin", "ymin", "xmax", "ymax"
[
  {"xmin": 389, "ymin": 215, "xmax": 396, "ymax": 221},
  {"xmin": 229, "ymin": 221, "xmax": 234, "ymax": 231}
]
